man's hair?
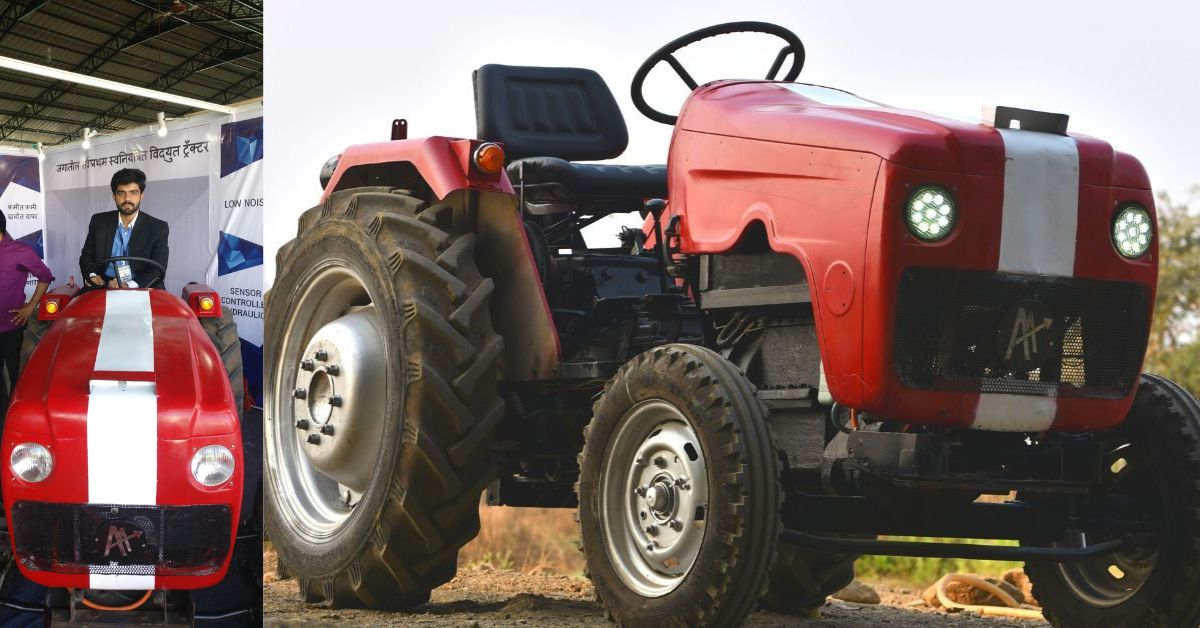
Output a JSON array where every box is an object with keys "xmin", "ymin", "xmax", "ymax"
[
  {"xmin": 110, "ymin": 168, "xmax": 147, "ymax": 194},
  {"xmin": 0, "ymin": 211, "xmax": 6, "ymax": 234}
]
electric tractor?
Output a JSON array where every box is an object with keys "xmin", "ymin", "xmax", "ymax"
[
  {"xmin": 265, "ymin": 22, "xmax": 1200, "ymax": 627},
  {"xmin": 2, "ymin": 259, "xmax": 262, "ymax": 625}
]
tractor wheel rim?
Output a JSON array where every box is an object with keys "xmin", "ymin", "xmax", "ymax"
[
  {"xmin": 270, "ymin": 263, "xmax": 387, "ymax": 538},
  {"xmin": 1055, "ymin": 443, "xmax": 1159, "ymax": 607},
  {"xmin": 600, "ymin": 399, "xmax": 708, "ymax": 597}
]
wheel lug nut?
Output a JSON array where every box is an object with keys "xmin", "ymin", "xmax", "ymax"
[
  {"xmin": 328, "ymin": 395, "xmax": 343, "ymax": 407},
  {"xmin": 314, "ymin": 349, "xmax": 328, "ymax": 361},
  {"xmin": 320, "ymin": 424, "xmax": 335, "ymax": 436},
  {"xmin": 306, "ymin": 433, "xmax": 321, "ymax": 445},
  {"xmin": 644, "ymin": 525, "xmax": 658, "ymax": 536},
  {"xmin": 669, "ymin": 519, "xmax": 683, "ymax": 531},
  {"xmin": 634, "ymin": 456, "xmax": 646, "ymax": 467},
  {"xmin": 654, "ymin": 456, "xmax": 667, "ymax": 468},
  {"xmin": 645, "ymin": 543, "xmax": 655, "ymax": 551},
  {"xmin": 634, "ymin": 485, "xmax": 647, "ymax": 497},
  {"xmin": 295, "ymin": 419, "xmax": 310, "ymax": 430},
  {"xmin": 327, "ymin": 364, "xmax": 341, "ymax": 375},
  {"xmin": 293, "ymin": 387, "xmax": 306, "ymax": 399},
  {"xmin": 300, "ymin": 359, "xmax": 315, "ymax": 371}
]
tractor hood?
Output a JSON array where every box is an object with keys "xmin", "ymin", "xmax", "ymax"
[
  {"xmin": 678, "ymin": 81, "xmax": 1149, "ymax": 188},
  {"xmin": 9, "ymin": 289, "xmax": 239, "ymax": 441}
]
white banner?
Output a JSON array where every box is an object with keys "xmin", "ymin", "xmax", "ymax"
[
  {"xmin": 0, "ymin": 153, "xmax": 47, "ymax": 299},
  {"xmin": 207, "ymin": 107, "xmax": 264, "ymax": 403}
]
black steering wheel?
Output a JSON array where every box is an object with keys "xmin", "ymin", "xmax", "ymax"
[
  {"xmin": 631, "ymin": 21, "xmax": 806, "ymax": 125},
  {"xmin": 81, "ymin": 256, "xmax": 166, "ymax": 291}
]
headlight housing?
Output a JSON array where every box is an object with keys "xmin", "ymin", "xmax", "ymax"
[
  {"xmin": 1112, "ymin": 203, "xmax": 1153, "ymax": 259},
  {"xmin": 11, "ymin": 443, "xmax": 53, "ymax": 483},
  {"xmin": 905, "ymin": 185, "xmax": 956, "ymax": 242},
  {"xmin": 190, "ymin": 445, "xmax": 235, "ymax": 486}
]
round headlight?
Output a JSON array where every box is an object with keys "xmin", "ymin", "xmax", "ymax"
[
  {"xmin": 1112, "ymin": 203, "xmax": 1153, "ymax": 259},
  {"xmin": 905, "ymin": 185, "xmax": 956, "ymax": 242},
  {"xmin": 11, "ymin": 443, "xmax": 53, "ymax": 483},
  {"xmin": 190, "ymin": 445, "xmax": 235, "ymax": 486}
]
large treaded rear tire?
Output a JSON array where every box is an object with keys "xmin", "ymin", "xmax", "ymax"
[
  {"xmin": 1025, "ymin": 374, "xmax": 1200, "ymax": 627},
  {"xmin": 577, "ymin": 344, "xmax": 781, "ymax": 627},
  {"xmin": 199, "ymin": 306, "xmax": 245, "ymax": 420},
  {"xmin": 760, "ymin": 545, "xmax": 856, "ymax": 615},
  {"xmin": 264, "ymin": 188, "xmax": 503, "ymax": 609}
]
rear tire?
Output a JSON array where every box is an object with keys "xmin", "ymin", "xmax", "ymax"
[
  {"xmin": 199, "ymin": 306, "xmax": 245, "ymax": 420},
  {"xmin": 578, "ymin": 344, "xmax": 781, "ymax": 626},
  {"xmin": 264, "ymin": 188, "xmax": 502, "ymax": 609},
  {"xmin": 1024, "ymin": 374, "xmax": 1200, "ymax": 627},
  {"xmin": 760, "ymin": 545, "xmax": 856, "ymax": 615}
]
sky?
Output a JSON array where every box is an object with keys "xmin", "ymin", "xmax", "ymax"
[{"xmin": 264, "ymin": 0, "xmax": 1200, "ymax": 286}]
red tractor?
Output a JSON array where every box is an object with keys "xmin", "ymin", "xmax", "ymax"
[
  {"xmin": 2, "ymin": 265, "xmax": 261, "ymax": 625},
  {"xmin": 265, "ymin": 22, "xmax": 1200, "ymax": 627}
]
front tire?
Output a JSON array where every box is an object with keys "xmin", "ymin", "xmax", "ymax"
[
  {"xmin": 1025, "ymin": 374, "xmax": 1200, "ymax": 627},
  {"xmin": 264, "ymin": 188, "xmax": 503, "ymax": 609},
  {"xmin": 578, "ymin": 344, "xmax": 781, "ymax": 626}
]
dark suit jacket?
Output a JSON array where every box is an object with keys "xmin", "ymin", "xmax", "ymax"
[{"xmin": 79, "ymin": 209, "xmax": 169, "ymax": 288}]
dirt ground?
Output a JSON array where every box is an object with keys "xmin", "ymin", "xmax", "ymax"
[{"xmin": 263, "ymin": 549, "xmax": 1049, "ymax": 627}]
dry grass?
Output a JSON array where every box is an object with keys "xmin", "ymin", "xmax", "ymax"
[{"xmin": 458, "ymin": 503, "xmax": 585, "ymax": 576}]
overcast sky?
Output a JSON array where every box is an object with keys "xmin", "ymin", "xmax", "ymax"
[{"xmin": 265, "ymin": 0, "xmax": 1199, "ymax": 285}]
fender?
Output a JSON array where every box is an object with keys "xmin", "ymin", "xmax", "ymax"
[{"xmin": 320, "ymin": 136, "xmax": 559, "ymax": 380}]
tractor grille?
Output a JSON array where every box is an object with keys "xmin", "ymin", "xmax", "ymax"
[
  {"xmin": 10, "ymin": 502, "xmax": 231, "ymax": 576},
  {"xmin": 893, "ymin": 268, "xmax": 1149, "ymax": 398}
]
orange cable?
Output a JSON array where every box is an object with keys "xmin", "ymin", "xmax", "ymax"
[{"xmin": 75, "ymin": 589, "xmax": 153, "ymax": 612}]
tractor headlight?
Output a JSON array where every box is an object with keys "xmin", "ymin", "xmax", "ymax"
[
  {"xmin": 11, "ymin": 443, "xmax": 53, "ymax": 483},
  {"xmin": 190, "ymin": 445, "xmax": 235, "ymax": 486},
  {"xmin": 1112, "ymin": 203, "xmax": 1153, "ymax": 259},
  {"xmin": 905, "ymin": 185, "xmax": 957, "ymax": 242}
]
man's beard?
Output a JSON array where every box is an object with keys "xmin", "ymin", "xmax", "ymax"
[{"xmin": 118, "ymin": 202, "xmax": 139, "ymax": 216}]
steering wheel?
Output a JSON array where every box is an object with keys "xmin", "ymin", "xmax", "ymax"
[
  {"xmin": 631, "ymin": 21, "xmax": 805, "ymax": 125},
  {"xmin": 81, "ymin": 256, "xmax": 166, "ymax": 291}
]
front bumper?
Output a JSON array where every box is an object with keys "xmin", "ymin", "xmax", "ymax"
[{"xmin": 10, "ymin": 502, "xmax": 232, "ymax": 590}]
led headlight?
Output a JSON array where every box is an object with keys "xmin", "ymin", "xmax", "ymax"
[
  {"xmin": 190, "ymin": 445, "xmax": 235, "ymax": 486},
  {"xmin": 11, "ymin": 443, "xmax": 53, "ymax": 482},
  {"xmin": 905, "ymin": 185, "xmax": 956, "ymax": 241},
  {"xmin": 1112, "ymin": 203, "xmax": 1153, "ymax": 259}
]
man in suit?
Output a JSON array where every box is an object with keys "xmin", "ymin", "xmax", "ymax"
[{"xmin": 79, "ymin": 168, "xmax": 169, "ymax": 289}]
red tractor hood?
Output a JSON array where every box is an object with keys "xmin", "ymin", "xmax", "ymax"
[
  {"xmin": 678, "ymin": 81, "xmax": 1149, "ymax": 188},
  {"xmin": 10, "ymin": 289, "xmax": 238, "ymax": 441}
]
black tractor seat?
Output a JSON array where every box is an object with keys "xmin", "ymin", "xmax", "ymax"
[
  {"xmin": 475, "ymin": 64, "xmax": 666, "ymax": 214},
  {"xmin": 509, "ymin": 157, "xmax": 666, "ymax": 210}
]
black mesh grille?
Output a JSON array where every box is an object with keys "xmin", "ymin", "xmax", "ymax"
[
  {"xmin": 894, "ymin": 269, "xmax": 1149, "ymax": 398},
  {"xmin": 10, "ymin": 502, "xmax": 231, "ymax": 576}
]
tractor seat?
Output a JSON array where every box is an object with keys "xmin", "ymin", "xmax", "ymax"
[
  {"xmin": 509, "ymin": 157, "xmax": 666, "ymax": 206},
  {"xmin": 475, "ymin": 64, "xmax": 666, "ymax": 213}
]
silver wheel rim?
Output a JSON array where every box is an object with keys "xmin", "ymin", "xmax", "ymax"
[
  {"xmin": 267, "ymin": 261, "xmax": 388, "ymax": 539},
  {"xmin": 600, "ymin": 399, "xmax": 708, "ymax": 597}
]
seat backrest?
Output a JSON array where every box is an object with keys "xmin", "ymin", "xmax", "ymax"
[{"xmin": 473, "ymin": 64, "xmax": 628, "ymax": 162}]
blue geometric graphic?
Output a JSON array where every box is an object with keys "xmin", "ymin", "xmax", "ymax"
[
  {"xmin": 16, "ymin": 229, "xmax": 43, "ymax": 259},
  {"xmin": 216, "ymin": 231, "xmax": 263, "ymax": 276},
  {"xmin": 220, "ymin": 117, "xmax": 263, "ymax": 178},
  {"xmin": 0, "ymin": 155, "xmax": 40, "ymax": 195}
]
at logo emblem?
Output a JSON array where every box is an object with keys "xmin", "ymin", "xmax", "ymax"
[
  {"xmin": 995, "ymin": 300, "xmax": 1055, "ymax": 373},
  {"xmin": 103, "ymin": 524, "xmax": 143, "ymax": 557}
]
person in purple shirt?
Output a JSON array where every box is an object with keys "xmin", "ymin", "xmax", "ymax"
[{"xmin": 0, "ymin": 211, "xmax": 53, "ymax": 414}]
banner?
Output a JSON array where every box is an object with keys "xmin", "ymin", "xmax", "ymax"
[
  {"xmin": 207, "ymin": 109, "xmax": 264, "ymax": 405},
  {"xmin": 41, "ymin": 103, "xmax": 264, "ymax": 405},
  {"xmin": 0, "ymin": 153, "xmax": 47, "ymax": 299}
]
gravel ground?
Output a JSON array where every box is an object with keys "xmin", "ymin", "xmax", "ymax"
[{"xmin": 264, "ymin": 550, "xmax": 1049, "ymax": 627}]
